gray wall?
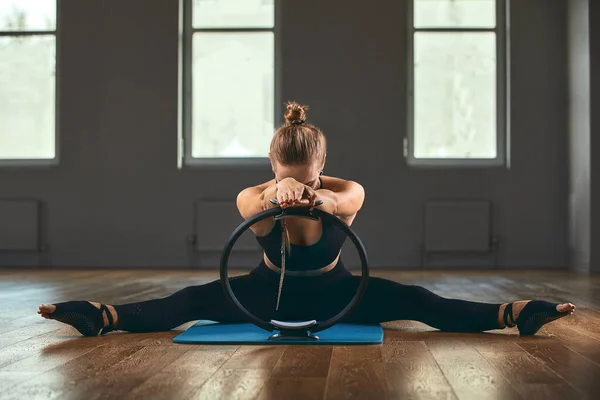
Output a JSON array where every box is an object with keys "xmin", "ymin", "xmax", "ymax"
[
  {"xmin": 0, "ymin": 0, "xmax": 569, "ymax": 269},
  {"xmin": 567, "ymin": 0, "xmax": 600, "ymax": 273},
  {"xmin": 590, "ymin": 1, "xmax": 600, "ymax": 273},
  {"xmin": 568, "ymin": 0, "xmax": 590, "ymax": 272}
]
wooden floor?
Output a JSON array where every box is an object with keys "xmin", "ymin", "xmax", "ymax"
[{"xmin": 1, "ymin": 269, "xmax": 600, "ymax": 400}]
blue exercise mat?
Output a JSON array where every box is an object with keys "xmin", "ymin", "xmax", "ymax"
[{"xmin": 173, "ymin": 320, "xmax": 384, "ymax": 344}]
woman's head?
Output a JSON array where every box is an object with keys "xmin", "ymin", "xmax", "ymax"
[{"xmin": 269, "ymin": 101, "xmax": 327, "ymax": 187}]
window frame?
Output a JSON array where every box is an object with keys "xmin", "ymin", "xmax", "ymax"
[
  {"xmin": 0, "ymin": 0, "xmax": 60, "ymax": 168},
  {"xmin": 405, "ymin": 0, "xmax": 510, "ymax": 168},
  {"xmin": 179, "ymin": 0, "xmax": 280, "ymax": 168}
]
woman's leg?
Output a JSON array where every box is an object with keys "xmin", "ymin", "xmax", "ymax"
[
  {"xmin": 326, "ymin": 277, "xmax": 502, "ymax": 332},
  {"xmin": 112, "ymin": 276, "xmax": 259, "ymax": 333},
  {"xmin": 39, "ymin": 272, "xmax": 278, "ymax": 335},
  {"xmin": 314, "ymin": 276, "xmax": 574, "ymax": 333}
]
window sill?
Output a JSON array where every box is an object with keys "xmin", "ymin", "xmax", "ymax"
[
  {"xmin": 405, "ymin": 157, "xmax": 509, "ymax": 169},
  {"xmin": 0, "ymin": 159, "xmax": 59, "ymax": 169},
  {"xmin": 180, "ymin": 157, "xmax": 271, "ymax": 169}
]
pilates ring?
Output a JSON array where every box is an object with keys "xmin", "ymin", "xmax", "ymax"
[{"xmin": 220, "ymin": 199, "xmax": 369, "ymax": 339}]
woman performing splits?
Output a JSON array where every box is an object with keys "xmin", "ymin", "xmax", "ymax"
[{"xmin": 39, "ymin": 102, "xmax": 575, "ymax": 337}]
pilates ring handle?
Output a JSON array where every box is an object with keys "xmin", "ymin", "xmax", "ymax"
[{"xmin": 219, "ymin": 200, "xmax": 370, "ymax": 334}]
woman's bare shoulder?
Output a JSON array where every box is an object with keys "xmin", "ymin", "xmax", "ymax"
[
  {"xmin": 320, "ymin": 176, "xmax": 364, "ymax": 192},
  {"xmin": 238, "ymin": 179, "xmax": 275, "ymax": 196}
]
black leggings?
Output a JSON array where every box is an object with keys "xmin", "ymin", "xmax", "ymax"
[{"xmin": 113, "ymin": 260, "xmax": 502, "ymax": 333}]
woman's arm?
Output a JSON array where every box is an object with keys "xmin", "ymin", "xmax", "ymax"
[
  {"xmin": 236, "ymin": 181, "xmax": 279, "ymax": 235},
  {"xmin": 316, "ymin": 178, "xmax": 365, "ymax": 218},
  {"xmin": 236, "ymin": 177, "xmax": 365, "ymax": 230}
]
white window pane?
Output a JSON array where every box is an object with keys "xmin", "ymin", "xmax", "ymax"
[
  {"xmin": 192, "ymin": 32, "xmax": 274, "ymax": 158},
  {"xmin": 0, "ymin": 36, "xmax": 55, "ymax": 159},
  {"xmin": 414, "ymin": 33, "xmax": 496, "ymax": 159},
  {"xmin": 193, "ymin": 0, "xmax": 274, "ymax": 29},
  {"xmin": 414, "ymin": 0, "xmax": 495, "ymax": 28},
  {"xmin": 0, "ymin": 0, "xmax": 56, "ymax": 31}
]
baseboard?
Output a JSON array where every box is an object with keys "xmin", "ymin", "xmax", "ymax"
[{"xmin": 0, "ymin": 264, "xmax": 571, "ymax": 272}]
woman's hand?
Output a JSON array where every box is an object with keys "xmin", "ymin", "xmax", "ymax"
[
  {"xmin": 302, "ymin": 185, "xmax": 319, "ymax": 206},
  {"xmin": 276, "ymin": 178, "xmax": 318, "ymax": 208}
]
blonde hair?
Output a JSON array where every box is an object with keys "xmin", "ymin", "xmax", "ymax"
[
  {"xmin": 270, "ymin": 101, "xmax": 327, "ymax": 166},
  {"xmin": 272, "ymin": 102, "xmax": 327, "ymax": 310}
]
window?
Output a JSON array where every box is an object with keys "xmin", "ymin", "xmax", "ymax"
[
  {"xmin": 0, "ymin": 0, "xmax": 58, "ymax": 166},
  {"xmin": 180, "ymin": 0, "xmax": 277, "ymax": 166},
  {"xmin": 406, "ymin": 0, "xmax": 508, "ymax": 167}
]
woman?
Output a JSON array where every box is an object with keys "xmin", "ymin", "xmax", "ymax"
[{"xmin": 38, "ymin": 102, "xmax": 575, "ymax": 337}]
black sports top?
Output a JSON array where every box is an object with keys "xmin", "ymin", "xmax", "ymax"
[{"xmin": 255, "ymin": 217, "xmax": 348, "ymax": 271}]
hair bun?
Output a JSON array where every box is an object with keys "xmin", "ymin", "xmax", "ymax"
[{"xmin": 284, "ymin": 101, "xmax": 308, "ymax": 126}]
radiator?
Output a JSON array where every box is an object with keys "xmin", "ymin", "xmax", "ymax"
[
  {"xmin": 0, "ymin": 199, "xmax": 41, "ymax": 252},
  {"xmin": 422, "ymin": 200, "xmax": 495, "ymax": 267}
]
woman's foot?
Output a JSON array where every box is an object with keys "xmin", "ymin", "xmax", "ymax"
[
  {"xmin": 498, "ymin": 300, "xmax": 575, "ymax": 335},
  {"xmin": 38, "ymin": 301, "xmax": 119, "ymax": 336}
]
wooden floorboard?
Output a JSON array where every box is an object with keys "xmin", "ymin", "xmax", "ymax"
[
  {"xmin": 124, "ymin": 347, "xmax": 238, "ymax": 400},
  {"xmin": 324, "ymin": 346, "xmax": 387, "ymax": 399},
  {"xmin": 0, "ymin": 268, "xmax": 599, "ymax": 399},
  {"xmin": 382, "ymin": 340, "xmax": 457, "ymax": 399}
]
